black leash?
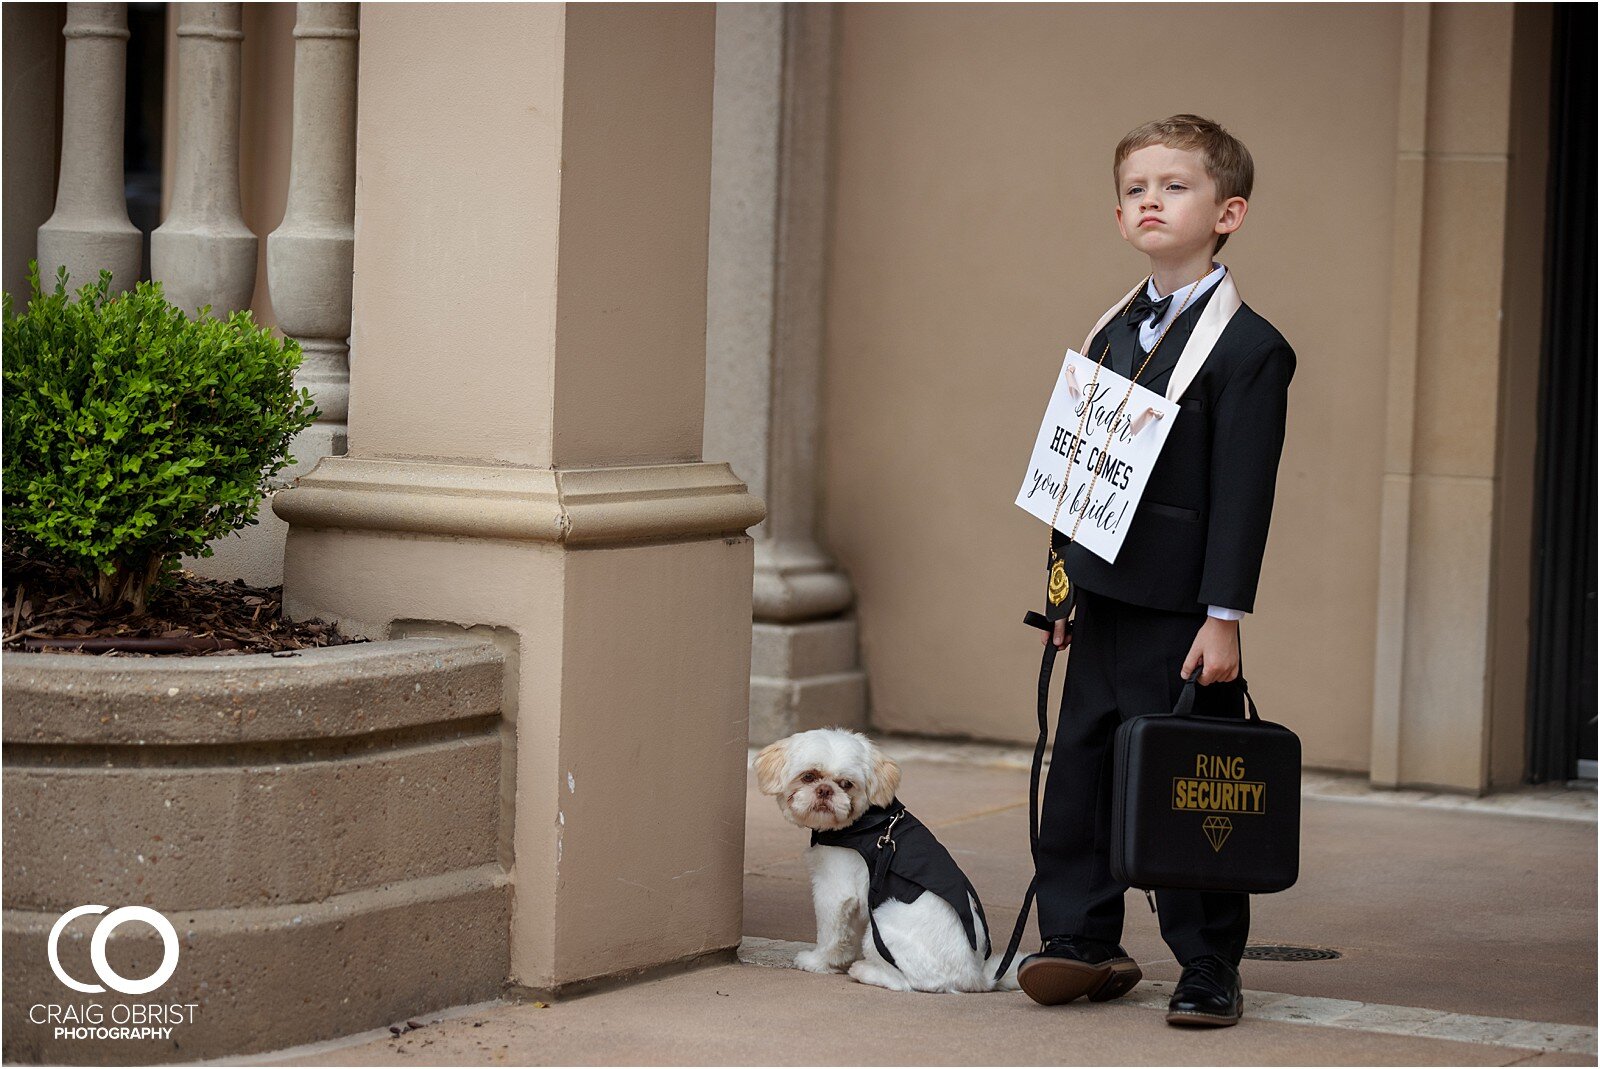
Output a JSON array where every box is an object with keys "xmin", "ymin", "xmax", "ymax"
[
  {"xmin": 990, "ymin": 606, "xmax": 1246, "ymax": 982},
  {"xmin": 992, "ymin": 609, "xmax": 1060, "ymax": 981}
]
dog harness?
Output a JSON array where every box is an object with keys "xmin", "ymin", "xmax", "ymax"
[{"xmin": 810, "ymin": 799, "xmax": 991, "ymax": 969}]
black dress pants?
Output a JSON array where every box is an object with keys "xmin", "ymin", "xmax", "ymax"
[{"xmin": 1033, "ymin": 587, "xmax": 1250, "ymax": 966}]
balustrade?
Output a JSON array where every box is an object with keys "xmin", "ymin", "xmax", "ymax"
[
  {"xmin": 268, "ymin": 2, "xmax": 359, "ymax": 463},
  {"xmin": 150, "ymin": 2, "xmax": 255, "ymax": 318},
  {"xmin": 36, "ymin": 2, "xmax": 141, "ymax": 294},
  {"xmin": 29, "ymin": 2, "xmax": 363, "ymax": 585}
]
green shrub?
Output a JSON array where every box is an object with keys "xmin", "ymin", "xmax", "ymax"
[{"xmin": 3, "ymin": 263, "xmax": 317, "ymax": 612}]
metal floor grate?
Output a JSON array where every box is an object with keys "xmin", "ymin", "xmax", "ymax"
[{"xmin": 1243, "ymin": 944, "xmax": 1342, "ymax": 962}]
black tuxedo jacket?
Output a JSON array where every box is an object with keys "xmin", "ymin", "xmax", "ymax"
[{"xmin": 1045, "ymin": 283, "xmax": 1296, "ymax": 618}]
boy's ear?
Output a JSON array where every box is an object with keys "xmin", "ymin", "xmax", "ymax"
[
  {"xmin": 753, "ymin": 740, "xmax": 790, "ymax": 796},
  {"xmin": 1214, "ymin": 195, "xmax": 1248, "ymax": 240}
]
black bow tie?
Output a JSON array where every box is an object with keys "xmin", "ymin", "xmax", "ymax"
[{"xmin": 1126, "ymin": 288, "xmax": 1173, "ymax": 326}]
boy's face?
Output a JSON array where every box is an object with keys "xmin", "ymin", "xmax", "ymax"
[{"xmin": 1114, "ymin": 143, "xmax": 1246, "ymax": 266}]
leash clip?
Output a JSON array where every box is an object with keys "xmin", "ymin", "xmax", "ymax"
[{"xmin": 877, "ymin": 810, "xmax": 904, "ymax": 850}]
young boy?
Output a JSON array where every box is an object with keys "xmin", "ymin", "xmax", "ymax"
[{"xmin": 1018, "ymin": 115, "xmax": 1295, "ymax": 1027}]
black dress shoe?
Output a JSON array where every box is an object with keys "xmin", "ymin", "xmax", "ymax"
[
  {"xmin": 1018, "ymin": 935, "xmax": 1143, "ymax": 1006},
  {"xmin": 1166, "ymin": 954, "xmax": 1243, "ymax": 1027}
]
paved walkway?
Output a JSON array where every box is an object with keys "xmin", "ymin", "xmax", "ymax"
[{"xmin": 239, "ymin": 741, "xmax": 1596, "ymax": 1066}]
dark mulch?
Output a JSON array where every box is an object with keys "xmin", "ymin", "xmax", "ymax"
[{"xmin": 2, "ymin": 553, "xmax": 361, "ymax": 656}]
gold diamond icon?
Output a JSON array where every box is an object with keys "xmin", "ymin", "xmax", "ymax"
[{"xmin": 1202, "ymin": 816, "xmax": 1233, "ymax": 852}]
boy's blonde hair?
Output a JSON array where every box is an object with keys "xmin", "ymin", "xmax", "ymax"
[{"xmin": 1114, "ymin": 114, "xmax": 1254, "ymax": 251}]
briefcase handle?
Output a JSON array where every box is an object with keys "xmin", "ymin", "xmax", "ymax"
[{"xmin": 1173, "ymin": 668, "xmax": 1262, "ymax": 722}]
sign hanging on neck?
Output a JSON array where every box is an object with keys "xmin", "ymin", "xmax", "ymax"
[{"xmin": 1015, "ymin": 350, "xmax": 1179, "ymax": 563}]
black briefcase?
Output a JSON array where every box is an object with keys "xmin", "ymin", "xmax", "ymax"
[{"xmin": 1110, "ymin": 675, "xmax": 1300, "ymax": 894}]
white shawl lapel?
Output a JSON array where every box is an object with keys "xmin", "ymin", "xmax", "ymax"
[
  {"xmin": 1078, "ymin": 269, "xmax": 1245, "ymax": 402},
  {"xmin": 1165, "ymin": 269, "xmax": 1242, "ymax": 402}
]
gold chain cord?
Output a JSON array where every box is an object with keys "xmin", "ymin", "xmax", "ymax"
[{"xmin": 1047, "ymin": 273, "xmax": 1206, "ymax": 558}]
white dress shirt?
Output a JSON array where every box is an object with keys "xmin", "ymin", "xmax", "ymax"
[{"xmin": 1137, "ymin": 262, "xmax": 1226, "ymax": 352}]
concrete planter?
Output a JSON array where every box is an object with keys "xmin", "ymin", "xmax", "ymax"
[{"xmin": 1, "ymin": 639, "xmax": 511, "ymax": 1064}]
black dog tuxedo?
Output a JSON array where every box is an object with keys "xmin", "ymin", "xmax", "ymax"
[{"xmin": 810, "ymin": 799, "xmax": 991, "ymax": 968}]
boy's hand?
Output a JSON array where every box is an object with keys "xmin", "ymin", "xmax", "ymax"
[
  {"xmin": 1182, "ymin": 617, "xmax": 1240, "ymax": 684},
  {"xmin": 1043, "ymin": 618, "xmax": 1071, "ymax": 650}
]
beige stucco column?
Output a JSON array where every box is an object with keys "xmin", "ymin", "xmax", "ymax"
[
  {"xmin": 36, "ymin": 3, "xmax": 141, "ymax": 295},
  {"xmin": 275, "ymin": 5, "xmax": 763, "ymax": 996},
  {"xmin": 1369, "ymin": 3, "xmax": 1548, "ymax": 792},
  {"xmin": 706, "ymin": 3, "xmax": 866, "ymax": 744},
  {"xmin": 151, "ymin": 2, "xmax": 256, "ymax": 317}
]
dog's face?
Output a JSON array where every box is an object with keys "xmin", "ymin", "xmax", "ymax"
[{"xmin": 753, "ymin": 729, "xmax": 901, "ymax": 832}]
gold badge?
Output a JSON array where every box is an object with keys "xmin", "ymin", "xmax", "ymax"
[{"xmin": 1048, "ymin": 559, "xmax": 1070, "ymax": 606}]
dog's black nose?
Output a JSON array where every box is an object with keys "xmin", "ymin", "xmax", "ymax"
[{"xmin": 815, "ymin": 784, "xmax": 833, "ymax": 799}]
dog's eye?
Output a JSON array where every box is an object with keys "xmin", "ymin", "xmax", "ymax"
[
  {"xmin": 839, "ymin": 780, "xmax": 853, "ymax": 790},
  {"xmin": 800, "ymin": 772, "xmax": 817, "ymax": 783}
]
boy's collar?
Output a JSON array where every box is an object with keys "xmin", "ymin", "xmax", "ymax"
[{"xmin": 1147, "ymin": 262, "xmax": 1226, "ymax": 302}]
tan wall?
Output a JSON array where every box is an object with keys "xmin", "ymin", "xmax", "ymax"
[{"xmin": 821, "ymin": 4, "xmax": 1409, "ymax": 769}]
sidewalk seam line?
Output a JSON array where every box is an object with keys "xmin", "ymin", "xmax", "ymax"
[{"xmin": 735, "ymin": 936, "xmax": 1598, "ymax": 1057}]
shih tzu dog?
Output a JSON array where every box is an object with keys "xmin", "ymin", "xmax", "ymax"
[{"xmin": 754, "ymin": 728, "xmax": 1020, "ymax": 993}]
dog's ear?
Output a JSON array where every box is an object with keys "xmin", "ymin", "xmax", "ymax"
[
  {"xmin": 753, "ymin": 740, "xmax": 790, "ymax": 795},
  {"xmin": 867, "ymin": 749, "xmax": 901, "ymax": 807}
]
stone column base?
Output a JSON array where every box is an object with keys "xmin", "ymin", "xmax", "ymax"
[
  {"xmin": 749, "ymin": 617, "xmax": 867, "ymax": 744},
  {"xmin": 275, "ymin": 455, "xmax": 763, "ymax": 993}
]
